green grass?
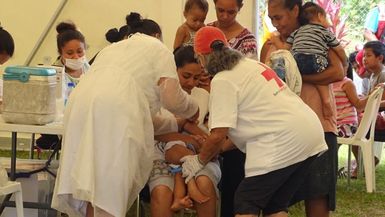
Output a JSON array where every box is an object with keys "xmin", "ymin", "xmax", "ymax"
[{"xmin": 1, "ymin": 146, "xmax": 385, "ymax": 217}]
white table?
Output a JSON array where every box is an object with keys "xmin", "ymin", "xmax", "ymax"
[{"xmin": 0, "ymin": 116, "xmax": 63, "ymax": 212}]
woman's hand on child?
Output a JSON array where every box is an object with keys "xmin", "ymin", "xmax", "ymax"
[
  {"xmin": 198, "ymin": 71, "xmax": 211, "ymax": 92},
  {"xmin": 269, "ymin": 31, "xmax": 286, "ymax": 49}
]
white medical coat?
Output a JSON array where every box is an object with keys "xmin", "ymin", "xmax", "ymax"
[{"xmin": 52, "ymin": 33, "xmax": 197, "ymax": 217}]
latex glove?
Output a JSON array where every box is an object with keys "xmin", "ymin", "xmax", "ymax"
[{"xmin": 181, "ymin": 155, "xmax": 204, "ymax": 183}]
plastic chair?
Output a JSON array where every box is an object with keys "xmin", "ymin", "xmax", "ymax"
[
  {"xmin": 0, "ymin": 181, "xmax": 24, "ymax": 217},
  {"xmin": 0, "ymin": 165, "xmax": 24, "ymax": 217},
  {"xmin": 337, "ymin": 86, "xmax": 384, "ymax": 193}
]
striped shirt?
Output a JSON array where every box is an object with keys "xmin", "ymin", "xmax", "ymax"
[
  {"xmin": 287, "ymin": 23, "xmax": 340, "ymax": 58},
  {"xmin": 332, "ymin": 77, "xmax": 358, "ymax": 125}
]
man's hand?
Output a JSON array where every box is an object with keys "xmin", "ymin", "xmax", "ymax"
[{"xmin": 180, "ymin": 155, "xmax": 204, "ymax": 183}]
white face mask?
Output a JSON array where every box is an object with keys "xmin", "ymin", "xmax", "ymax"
[{"xmin": 65, "ymin": 56, "xmax": 86, "ymax": 70}]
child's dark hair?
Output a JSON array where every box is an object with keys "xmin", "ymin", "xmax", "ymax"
[
  {"xmin": 185, "ymin": 0, "xmax": 209, "ymax": 13},
  {"xmin": 56, "ymin": 22, "xmax": 85, "ymax": 54},
  {"xmin": 346, "ymin": 62, "xmax": 353, "ymax": 80},
  {"xmin": 214, "ymin": 0, "xmax": 243, "ymax": 8},
  {"xmin": 0, "ymin": 26, "xmax": 15, "ymax": 57},
  {"xmin": 364, "ymin": 41, "xmax": 385, "ymax": 64},
  {"xmin": 174, "ymin": 46, "xmax": 198, "ymax": 69},
  {"xmin": 300, "ymin": 2, "xmax": 326, "ymax": 25},
  {"xmin": 348, "ymin": 51, "xmax": 358, "ymax": 65},
  {"xmin": 126, "ymin": 12, "xmax": 162, "ymax": 37},
  {"xmin": 105, "ymin": 25, "xmax": 130, "ymax": 43}
]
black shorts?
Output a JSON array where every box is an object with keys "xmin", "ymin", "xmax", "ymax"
[
  {"xmin": 234, "ymin": 155, "xmax": 317, "ymax": 216},
  {"xmin": 290, "ymin": 133, "xmax": 338, "ymax": 211}
]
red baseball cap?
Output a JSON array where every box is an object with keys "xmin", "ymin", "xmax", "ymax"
[
  {"xmin": 355, "ymin": 49, "xmax": 366, "ymax": 76},
  {"xmin": 194, "ymin": 26, "xmax": 229, "ymax": 54}
]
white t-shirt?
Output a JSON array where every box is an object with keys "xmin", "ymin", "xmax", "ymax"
[{"xmin": 209, "ymin": 58, "xmax": 327, "ymax": 177}]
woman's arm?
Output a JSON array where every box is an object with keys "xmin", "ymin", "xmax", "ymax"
[
  {"xmin": 155, "ymin": 132, "xmax": 197, "ymax": 144},
  {"xmin": 183, "ymin": 121, "xmax": 208, "ymax": 137},
  {"xmin": 302, "ymin": 49, "xmax": 344, "ymax": 85},
  {"xmin": 221, "ymin": 138, "xmax": 236, "ymax": 152},
  {"xmin": 260, "ymin": 40, "xmax": 273, "ymax": 64},
  {"xmin": 342, "ymin": 79, "xmax": 368, "ymax": 112},
  {"xmin": 158, "ymin": 77, "xmax": 199, "ymax": 120},
  {"xmin": 198, "ymin": 128, "xmax": 228, "ymax": 164}
]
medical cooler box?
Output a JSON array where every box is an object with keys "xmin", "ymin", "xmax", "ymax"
[{"xmin": 2, "ymin": 66, "xmax": 57, "ymax": 125}]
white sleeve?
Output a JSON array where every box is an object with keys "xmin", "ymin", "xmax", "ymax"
[
  {"xmin": 159, "ymin": 78, "xmax": 199, "ymax": 119},
  {"xmin": 153, "ymin": 43, "xmax": 178, "ymax": 79},
  {"xmin": 153, "ymin": 109, "xmax": 179, "ymax": 136},
  {"xmin": 209, "ymin": 78, "xmax": 238, "ymax": 130}
]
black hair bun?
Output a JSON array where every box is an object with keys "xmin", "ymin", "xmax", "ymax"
[
  {"xmin": 119, "ymin": 25, "xmax": 130, "ymax": 38},
  {"xmin": 56, "ymin": 22, "xmax": 77, "ymax": 34},
  {"xmin": 105, "ymin": 28, "xmax": 120, "ymax": 43},
  {"xmin": 211, "ymin": 40, "xmax": 225, "ymax": 51},
  {"xmin": 126, "ymin": 12, "xmax": 143, "ymax": 28}
]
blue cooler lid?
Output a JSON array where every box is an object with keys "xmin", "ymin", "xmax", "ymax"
[{"xmin": 3, "ymin": 66, "xmax": 56, "ymax": 82}]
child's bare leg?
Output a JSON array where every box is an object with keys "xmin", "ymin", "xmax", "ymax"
[
  {"xmin": 352, "ymin": 146, "xmax": 359, "ymax": 178},
  {"xmin": 195, "ymin": 176, "xmax": 217, "ymax": 217},
  {"xmin": 165, "ymin": 145, "xmax": 195, "ymax": 165},
  {"xmin": 351, "ymin": 146, "xmax": 379, "ymax": 177},
  {"xmin": 171, "ymin": 172, "xmax": 193, "ymax": 211},
  {"xmin": 151, "ymin": 185, "xmax": 173, "ymax": 217},
  {"xmin": 187, "ymin": 177, "xmax": 210, "ymax": 204},
  {"xmin": 316, "ymin": 84, "xmax": 333, "ymax": 119}
]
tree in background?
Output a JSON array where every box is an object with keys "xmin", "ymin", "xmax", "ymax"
[{"xmin": 316, "ymin": 0, "xmax": 350, "ymax": 48}]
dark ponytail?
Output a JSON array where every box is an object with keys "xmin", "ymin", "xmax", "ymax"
[
  {"xmin": 105, "ymin": 25, "xmax": 130, "ymax": 43},
  {"xmin": 126, "ymin": 12, "xmax": 162, "ymax": 37}
]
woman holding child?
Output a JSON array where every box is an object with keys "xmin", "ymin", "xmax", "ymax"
[
  {"xmin": 261, "ymin": 0, "xmax": 345, "ymax": 216},
  {"xmin": 149, "ymin": 46, "xmax": 220, "ymax": 217}
]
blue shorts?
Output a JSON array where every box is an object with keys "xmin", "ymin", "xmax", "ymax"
[{"xmin": 294, "ymin": 53, "xmax": 328, "ymax": 75}]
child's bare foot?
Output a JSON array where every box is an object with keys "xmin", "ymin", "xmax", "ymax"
[
  {"xmin": 188, "ymin": 188, "xmax": 210, "ymax": 204},
  {"xmin": 170, "ymin": 196, "xmax": 193, "ymax": 212}
]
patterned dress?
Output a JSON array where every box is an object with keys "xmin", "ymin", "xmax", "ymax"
[{"xmin": 208, "ymin": 22, "xmax": 258, "ymax": 59}]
